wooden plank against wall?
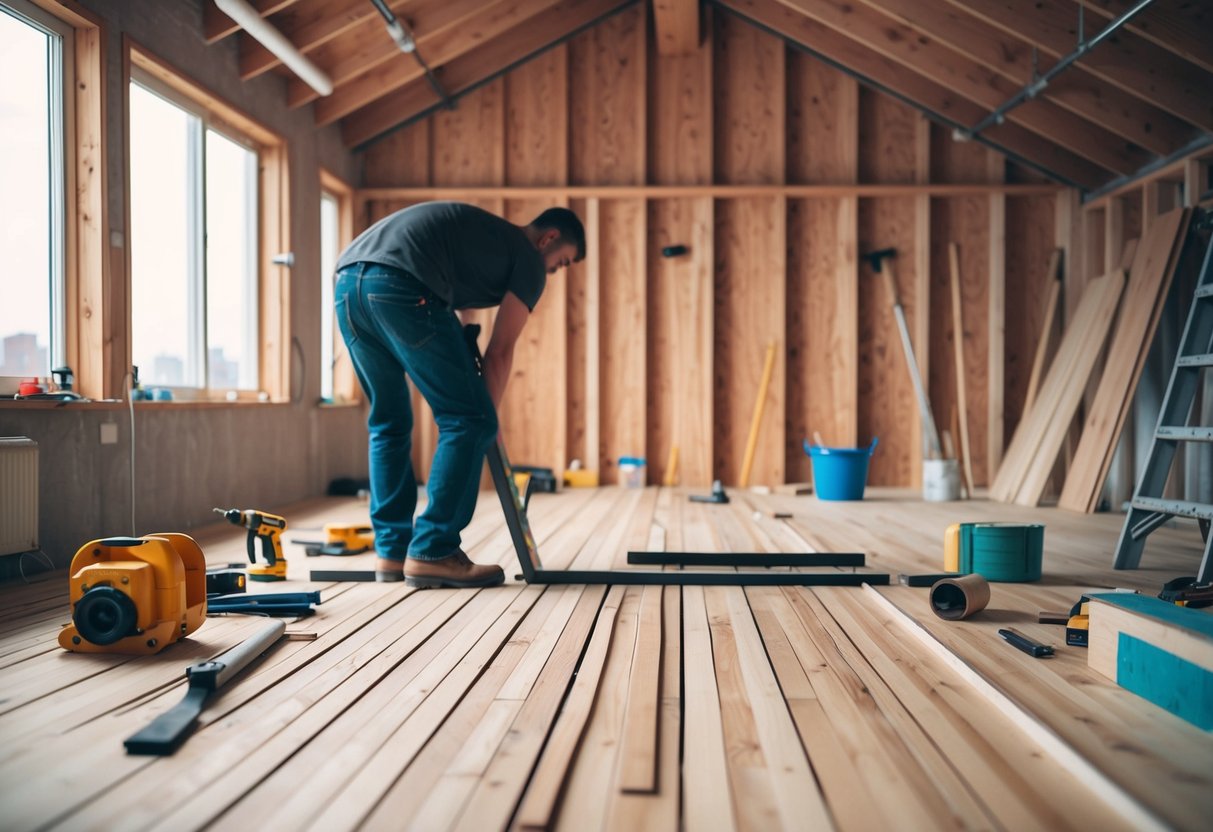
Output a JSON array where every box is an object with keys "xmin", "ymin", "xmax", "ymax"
[
  {"xmin": 570, "ymin": 6, "xmax": 647, "ymax": 479},
  {"xmin": 858, "ymin": 90, "xmax": 920, "ymax": 486},
  {"xmin": 502, "ymin": 47, "xmax": 569, "ymax": 475},
  {"xmin": 988, "ymin": 151, "xmax": 1006, "ymax": 480},
  {"xmin": 712, "ymin": 12, "xmax": 786, "ymax": 487},
  {"xmin": 647, "ymin": 17, "xmax": 714, "ymax": 487},
  {"xmin": 786, "ymin": 52, "xmax": 858, "ymax": 482},
  {"xmin": 929, "ymin": 124, "xmax": 992, "ymax": 485}
]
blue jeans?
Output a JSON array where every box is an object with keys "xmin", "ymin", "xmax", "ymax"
[{"xmin": 334, "ymin": 262, "xmax": 498, "ymax": 561}]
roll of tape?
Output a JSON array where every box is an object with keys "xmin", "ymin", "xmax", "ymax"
[{"xmin": 929, "ymin": 574, "xmax": 991, "ymax": 620}]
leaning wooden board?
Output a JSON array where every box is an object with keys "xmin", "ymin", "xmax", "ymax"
[
  {"xmin": 1058, "ymin": 208, "xmax": 1193, "ymax": 513},
  {"xmin": 990, "ymin": 270, "xmax": 1125, "ymax": 503}
]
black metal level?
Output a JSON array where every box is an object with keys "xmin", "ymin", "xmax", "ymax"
[
  {"xmin": 627, "ymin": 551, "xmax": 865, "ymax": 568},
  {"xmin": 527, "ymin": 569, "xmax": 888, "ymax": 586}
]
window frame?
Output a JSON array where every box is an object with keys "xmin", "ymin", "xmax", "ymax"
[
  {"xmin": 124, "ymin": 38, "xmax": 291, "ymax": 403},
  {"xmin": 0, "ymin": 0, "xmax": 104, "ymax": 397},
  {"xmin": 318, "ymin": 168, "xmax": 359, "ymax": 406}
]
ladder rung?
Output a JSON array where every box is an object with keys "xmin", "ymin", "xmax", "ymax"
[
  {"xmin": 1177, "ymin": 354, "xmax": 1213, "ymax": 368},
  {"xmin": 1196, "ymin": 284, "xmax": 1213, "ymax": 299},
  {"xmin": 1156, "ymin": 426, "xmax": 1213, "ymax": 442},
  {"xmin": 1131, "ymin": 497, "xmax": 1213, "ymax": 521}
]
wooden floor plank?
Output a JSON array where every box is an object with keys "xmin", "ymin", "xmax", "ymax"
[
  {"xmin": 513, "ymin": 585, "xmax": 626, "ymax": 831},
  {"xmin": 617, "ymin": 583, "xmax": 664, "ymax": 794},
  {"xmin": 819, "ymin": 586, "xmax": 1151, "ymax": 832},
  {"xmin": 680, "ymin": 585, "xmax": 737, "ymax": 832},
  {"xmin": 1, "ymin": 487, "xmax": 1209, "ymax": 832}
]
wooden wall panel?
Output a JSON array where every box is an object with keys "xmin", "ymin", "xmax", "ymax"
[
  {"xmin": 570, "ymin": 6, "xmax": 646, "ymax": 186},
  {"xmin": 786, "ymin": 52, "xmax": 858, "ymax": 481},
  {"xmin": 569, "ymin": 8, "xmax": 646, "ymax": 477},
  {"xmin": 507, "ymin": 47, "xmax": 568, "ymax": 187},
  {"xmin": 647, "ymin": 28, "xmax": 714, "ymax": 486},
  {"xmin": 600, "ymin": 199, "xmax": 648, "ymax": 480},
  {"xmin": 712, "ymin": 12, "xmax": 785, "ymax": 487},
  {"xmin": 361, "ymin": 121, "xmax": 430, "ymax": 187},
  {"xmin": 566, "ymin": 197, "xmax": 592, "ymax": 468},
  {"xmin": 715, "ymin": 198, "xmax": 787, "ymax": 486},
  {"xmin": 857, "ymin": 91, "xmax": 921, "ymax": 486},
  {"xmin": 647, "ymin": 198, "xmax": 713, "ymax": 486},
  {"xmin": 1004, "ymin": 196, "xmax": 1057, "ymax": 444}
]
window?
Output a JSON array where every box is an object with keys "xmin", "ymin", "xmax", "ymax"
[
  {"xmin": 318, "ymin": 169, "xmax": 357, "ymax": 404},
  {"xmin": 129, "ymin": 77, "xmax": 259, "ymax": 393},
  {"xmin": 125, "ymin": 42, "xmax": 290, "ymax": 402},
  {"xmin": 0, "ymin": 0, "xmax": 73, "ymax": 391},
  {"xmin": 320, "ymin": 190, "xmax": 338, "ymax": 402}
]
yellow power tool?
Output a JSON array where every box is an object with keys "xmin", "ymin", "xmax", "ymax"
[
  {"xmin": 293, "ymin": 523, "xmax": 375, "ymax": 556},
  {"xmin": 214, "ymin": 508, "xmax": 288, "ymax": 581}
]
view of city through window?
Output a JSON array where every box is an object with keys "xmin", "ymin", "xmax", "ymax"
[
  {"xmin": 129, "ymin": 79, "xmax": 259, "ymax": 392},
  {"xmin": 0, "ymin": 5, "xmax": 60, "ymax": 383}
]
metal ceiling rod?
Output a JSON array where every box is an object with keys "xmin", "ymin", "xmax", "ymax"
[
  {"xmin": 368, "ymin": 0, "xmax": 451, "ymax": 108},
  {"xmin": 958, "ymin": 0, "xmax": 1156, "ymax": 141},
  {"xmin": 215, "ymin": 0, "xmax": 332, "ymax": 95}
]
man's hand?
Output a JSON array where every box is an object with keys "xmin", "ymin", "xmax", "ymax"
[{"xmin": 483, "ymin": 292, "xmax": 530, "ymax": 409}]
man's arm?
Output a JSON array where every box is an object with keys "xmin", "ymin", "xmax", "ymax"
[{"xmin": 483, "ymin": 292, "xmax": 530, "ymax": 409}]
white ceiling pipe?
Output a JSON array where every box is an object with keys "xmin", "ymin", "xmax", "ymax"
[{"xmin": 214, "ymin": 0, "xmax": 333, "ymax": 97}]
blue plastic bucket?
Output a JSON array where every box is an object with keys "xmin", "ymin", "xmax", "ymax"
[{"xmin": 804, "ymin": 437, "xmax": 878, "ymax": 501}]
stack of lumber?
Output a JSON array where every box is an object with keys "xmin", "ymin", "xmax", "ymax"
[
  {"xmin": 1058, "ymin": 208, "xmax": 1194, "ymax": 512},
  {"xmin": 990, "ymin": 270, "xmax": 1126, "ymax": 506}
]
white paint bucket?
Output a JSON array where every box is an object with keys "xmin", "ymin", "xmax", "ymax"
[{"xmin": 923, "ymin": 458, "xmax": 961, "ymax": 502}]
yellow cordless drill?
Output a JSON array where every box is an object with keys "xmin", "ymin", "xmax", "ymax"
[{"xmin": 214, "ymin": 508, "xmax": 288, "ymax": 581}]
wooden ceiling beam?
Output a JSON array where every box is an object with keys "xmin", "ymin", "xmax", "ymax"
[
  {"xmin": 941, "ymin": 0, "xmax": 1213, "ymax": 132},
  {"xmin": 239, "ymin": 0, "xmax": 455, "ymax": 82},
  {"xmin": 653, "ymin": 0, "xmax": 701, "ymax": 55},
  {"xmin": 766, "ymin": 0, "xmax": 1149, "ymax": 175},
  {"xmin": 290, "ymin": 0, "xmax": 493, "ymax": 99},
  {"xmin": 854, "ymin": 0, "xmax": 1191, "ymax": 157},
  {"xmin": 202, "ymin": 0, "xmax": 300, "ymax": 44},
  {"xmin": 1071, "ymin": 0, "xmax": 1213, "ymax": 76},
  {"xmin": 343, "ymin": 0, "xmax": 635, "ymax": 148},
  {"xmin": 306, "ymin": 0, "xmax": 559, "ymax": 121},
  {"xmin": 717, "ymin": 0, "xmax": 1110, "ymax": 189}
]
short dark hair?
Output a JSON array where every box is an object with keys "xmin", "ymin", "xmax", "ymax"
[{"xmin": 530, "ymin": 207, "xmax": 586, "ymax": 261}]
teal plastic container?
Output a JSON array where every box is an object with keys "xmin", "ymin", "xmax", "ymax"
[
  {"xmin": 959, "ymin": 522, "xmax": 1044, "ymax": 582},
  {"xmin": 804, "ymin": 437, "xmax": 878, "ymax": 501}
]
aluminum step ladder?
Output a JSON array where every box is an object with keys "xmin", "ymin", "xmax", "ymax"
[{"xmin": 1114, "ymin": 224, "xmax": 1213, "ymax": 583}]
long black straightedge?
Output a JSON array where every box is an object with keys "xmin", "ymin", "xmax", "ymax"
[{"xmin": 627, "ymin": 551, "xmax": 865, "ymax": 567}]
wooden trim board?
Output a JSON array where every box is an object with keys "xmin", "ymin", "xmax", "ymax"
[{"xmin": 1058, "ymin": 208, "xmax": 1193, "ymax": 512}]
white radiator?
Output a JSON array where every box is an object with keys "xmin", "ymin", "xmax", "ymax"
[{"xmin": 0, "ymin": 437, "xmax": 38, "ymax": 556}]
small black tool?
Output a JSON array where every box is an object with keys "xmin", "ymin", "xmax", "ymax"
[
  {"xmin": 998, "ymin": 627, "xmax": 1054, "ymax": 658},
  {"xmin": 205, "ymin": 568, "xmax": 246, "ymax": 596},
  {"xmin": 899, "ymin": 573, "xmax": 962, "ymax": 588},
  {"xmin": 690, "ymin": 480, "xmax": 730, "ymax": 504}
]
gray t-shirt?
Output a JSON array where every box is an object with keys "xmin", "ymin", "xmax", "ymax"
[{"xmin": 336, "ymin": 202, "xmax": 546, "ymax": 311}]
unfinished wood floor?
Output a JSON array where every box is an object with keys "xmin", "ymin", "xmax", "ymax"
[{"xmin": 1, "ymin": 486, "xmax": 1211, "ymax": 831}]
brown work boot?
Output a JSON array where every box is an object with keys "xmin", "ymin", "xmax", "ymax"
[
  {"xmin": 375, "ymin": 557, "xmax": 405, "ymax": 583},
  {"xmin": 404, "ymin": 550, "xmax": 505, "ymax": 589}
]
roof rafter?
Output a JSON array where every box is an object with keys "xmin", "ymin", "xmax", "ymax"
[
  {"xmin": 766, "ymin": 0, "xmax": 1150, "ymax": 175},
  {"xmin": 942, "ymin": 0, "xmax": 1213, "ymax": 132},
  {"xmin": 202, "ymin": 0, "xmax": 300, "ymax": 44},
  {"xmin": 715, "ymin": 0, "xmax": 1110, "ymax": 189},
  {"xmin": 307, "ymin": 0, "xmax": 563, "ymax": 123},
  {"xmin": 1071, "ymin": 0, "xmax": 1213, "ymax": 76},
  {"xmin": 854, "ymin": 0, "xmax": 1191, "ymax": 157},
  {"xmin": 342, "ymin": 0, "xmax": 638, "ymax": 148}
]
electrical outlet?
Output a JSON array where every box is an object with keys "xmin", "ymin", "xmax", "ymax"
[{"xmin": 100, "ymin": 422, "xmax": 118, "ymax": 445}]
